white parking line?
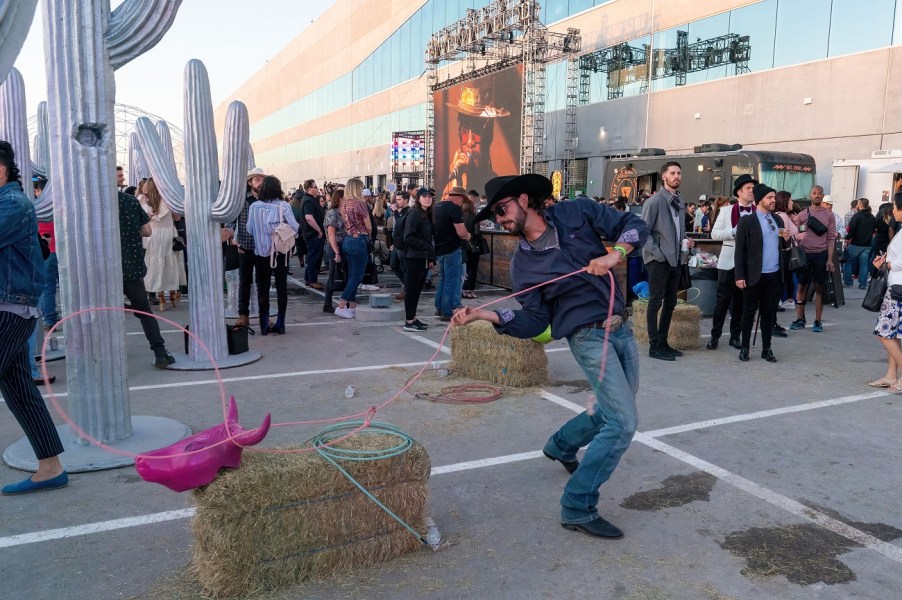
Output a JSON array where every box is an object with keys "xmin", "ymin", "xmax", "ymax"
[
  {"xmin": 0, "ymin": 450, "xmax": 544, "ymax": 549},
  {"xmin": 539, "ymin": 390, "xmax": 902, "ymax": 566},
  {"xmin": 396, "ymin": 330, "xmax": 452, "ymax": 355}
]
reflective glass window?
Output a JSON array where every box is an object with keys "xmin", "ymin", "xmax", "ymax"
[
  {"xmin": 569, "ymin": 0, "xmax": 594, "ymax": 17},
  {"xmin": 651, "ymin": 26, "xmax": 686, "ymax": 92},
  {"xmin": 828, "ymin": 0, "xmax": 895, "ymax": 57},
  {"xmin": 729, "ymin": 0, "xmax": 776, "ymax": 73},
  {"xmin": 774, "ymin": 0, "xmax": 830, "ymax": 68},
  {"xmin": 543, "ymin": 0, "xmax": 568, "ymax": 24},
  {"xmin": 685, "ymin": 12, "xmax": 730, "ymax": 85}
]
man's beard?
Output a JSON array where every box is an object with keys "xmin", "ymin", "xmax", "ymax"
[{"xmin": 502, "ymin": 204, "xmax": 527, "ymax": 236}]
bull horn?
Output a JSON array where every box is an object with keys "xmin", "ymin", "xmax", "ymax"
[
  {"xmin": 226, "ymin": 395, "xmax": 238, "ymax": 425},
  {"xmin": 234, "ymin": 413, "xmax": 271, "ymax": 447}
]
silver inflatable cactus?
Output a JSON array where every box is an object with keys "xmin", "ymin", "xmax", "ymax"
[
  {"xmin": 42, "ymin": 0, "xmax": 183, "ymax": 444},
  {"xmin": 0, "ymin": 68, "xmax": 34, "ymax": 199},
  {"xmin": 0, "ymin": 1, "xmax": 38, "ymax": 85},
  {"xmin": 136, "ymin": 59, "xmax": 252, "ymax": 367}
]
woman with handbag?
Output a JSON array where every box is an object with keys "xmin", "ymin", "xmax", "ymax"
[
  {"xmin": 334, "ymin": 178, "xmax": 372, "ymax": 319},
  {"xmin": 869, "ymin": 194, "xmax": 902, "ymax": 391},
  {"xmin": 461, "ymin": 196, "xmax": 483, "ymax": 299},
  {"xmin": 139, "ymin": 178, "xmax": 186, "ymax": 311},
  {"xmin": 322, "ymin": 189, "xmax": 348, "ymax": 313},
  {"xmin": 247, "ymin": 176, "xmax": 299, "ymax": 334}
]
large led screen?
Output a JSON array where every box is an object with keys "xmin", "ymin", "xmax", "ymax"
[{"xmin": 433, "ymin": 65, "xmax": 523, "ymax": 197}]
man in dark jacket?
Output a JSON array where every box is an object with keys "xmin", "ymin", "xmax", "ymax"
[
  {"xmin": 452, "ymin": 174, "xmax": 649, "ymax": 540},
  {"xmin": 300, "ymin": 179, "xmax": 326, "ymax": 289},
  {"xmin": 843, "ymin": 198, "xmax": 876, "ymax": 289},
  {"xmin": 734, "ymin": 184, "xmax": 790, "ymax": 363}
]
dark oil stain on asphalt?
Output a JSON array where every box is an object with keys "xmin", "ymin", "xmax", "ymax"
[
  {"xmin": 719, "ymin": 502, "xmax": 902, "ymax": 585},
  {"xmin": 620, "ymin": 472, "xmax": 717, "ymax": 511}
]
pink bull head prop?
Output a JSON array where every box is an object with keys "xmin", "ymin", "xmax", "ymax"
[{"xmin": 135, "ymin": 396, "xmax": 271, "ymax": 492}]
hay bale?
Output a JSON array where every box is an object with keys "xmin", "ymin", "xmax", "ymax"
[
  {"xmin": 450, "ymin": 320, "xmax": 547, "ymax": 387},
  {"xmin": 630, "ymin": 300, "xmax": 702, "ymax": 350},
  {"xmin": 191, "ymin": 432, "xmax": 430, "ymax": 598}
]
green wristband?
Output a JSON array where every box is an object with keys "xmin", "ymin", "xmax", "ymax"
[{"xmin": 613, "ymin": 245, "xmax": 628, "ymax": 259}]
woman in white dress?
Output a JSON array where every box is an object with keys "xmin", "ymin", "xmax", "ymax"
[{"xmin": 139, "ymin": 178, "xmax": 186, "ymax": 311}]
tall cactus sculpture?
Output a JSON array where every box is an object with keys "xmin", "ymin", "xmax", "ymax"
[
  {"xmin": 0, "ymin": 68, "xmax": 34, "ymax": 199},
  {"xmin": 41, "ymin": 0, "xmax": 185, "ymax": 449},
  {"xmin": 0, "ymin": 1, "xmax": 38, "ymax": 85},
  {"xmin": 136, "ymin": 59, "xmax": 256, "ymax": 368}
]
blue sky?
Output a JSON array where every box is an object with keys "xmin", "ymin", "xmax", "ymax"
[{"xmin": 13, "ymin": 0, "xmax": 334, "ymax": 126}]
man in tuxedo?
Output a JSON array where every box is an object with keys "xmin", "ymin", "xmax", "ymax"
[
  {"xmin": 735, "ymin": 184, "xmax": 790, "ymax": 362},
  {"xmin": 707, "ymin": 173, "xmax": 758, "ymax": 350}
]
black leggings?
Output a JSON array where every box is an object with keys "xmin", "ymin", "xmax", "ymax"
[
  {"xmin": 404, "ymin": 258, "xmax": 429, "ymax": 321},
  {"xmin": 464, "ymin": 251, "xmax": 480, "ymax": 291},
  {"xmin": 254, "ymin": 253, "xmax": 289, "ymax": 319}
]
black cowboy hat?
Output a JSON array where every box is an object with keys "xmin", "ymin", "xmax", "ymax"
[
  {"xmin": 475, "ymin": 174, "xmax": 553, "ymax": 221},
  {"xmin": 732, "ymin": 174, "xmax": 759, "ymax": 197}
]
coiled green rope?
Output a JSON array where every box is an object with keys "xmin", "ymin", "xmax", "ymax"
[{"xmin": 310, "ymin": 421, "xmax": 427, "ymax": 544}]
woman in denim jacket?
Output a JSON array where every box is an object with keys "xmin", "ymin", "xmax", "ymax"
[{"xmin": 0, "ymin": 141, "xmax": 67, "ymax": 495}]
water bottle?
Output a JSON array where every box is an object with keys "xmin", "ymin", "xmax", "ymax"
[
  {"xmin": 424, "ymin": 516, "xmax": 441, "ymax": 549},
  {"xmin": 344, "ymin": 385, "xmax": 355, "ymax": 398},
  {"xmin": 431, "ymin": 363, "xmax": 449, "ymax": 377}
]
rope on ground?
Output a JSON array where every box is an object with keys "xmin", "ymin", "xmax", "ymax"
[{"xmin": 404, "ymin": 371, "xmax": 503, "ymax": 404}]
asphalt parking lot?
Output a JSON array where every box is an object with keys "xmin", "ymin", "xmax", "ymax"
[{"xmin": 1, "ymin": 278, "xmax": 900, "ymax": 600}]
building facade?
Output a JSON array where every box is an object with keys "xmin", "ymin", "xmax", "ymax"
[{"xmin": 216, "ymin": 0, "xmax": 902, "ymax": 198}]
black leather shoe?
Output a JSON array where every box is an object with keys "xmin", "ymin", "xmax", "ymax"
[
  {"xmin": 562, "ymin": 516, "xmax": 624, "ymax": 539},
  {"xmin": 543, "ymin": 450, "xmax": 579, "ymax": 474},
  {"xmin": 663, "ymin": 344, "xmax": 683, "ymax": 357},
  {"xmin": 761, "ymin": 348, "xmax": 777, "ymax": 362},
  {"xmin": 738, "ymin": 347, "xmax": 750, "ymax": 361},
  {"xmin": 771, "ymin": 327, "xmax": 788, "ymax": 338},
  {"xmin": 728, "ymin": 337, "xmax": 743, "ymax": 349},
  {"xmin": 649, "ymin": 345, "xmax": 675, "ymax": 361},
  {"xmin": 706, "ymin": 338, "xmax": 719, "ymax": 350}
]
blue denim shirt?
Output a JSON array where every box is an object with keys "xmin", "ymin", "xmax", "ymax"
[
  {"xmin": 494, "ymin": 198, "xmax": 649, "ymax": 340},
  {"xmin": 0, "ymin": 181, "xmax": 44, "ymax": 306}
]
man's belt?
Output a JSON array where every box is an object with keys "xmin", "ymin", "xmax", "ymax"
[{"xmin": 583, "ymin": 311, "xmax": 629, "ymax": 333}]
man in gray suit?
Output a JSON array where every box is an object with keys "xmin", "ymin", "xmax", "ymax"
[{"xmin": 641, "ymin": 161, "xmax": 693, "ymax": 360}]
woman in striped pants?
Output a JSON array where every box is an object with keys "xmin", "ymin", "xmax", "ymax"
[{"xmin": 0, "ymin": 141, "xmax": 67, "ymax": 495}]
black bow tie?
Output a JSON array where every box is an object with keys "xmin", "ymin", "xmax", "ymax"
[{"xmin": 739, "ymin": 206, "xmax": 753, "ymax": 214}]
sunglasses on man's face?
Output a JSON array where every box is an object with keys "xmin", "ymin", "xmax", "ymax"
[{"xmin": 494, "ymin": 197, "xmax": 517, "ymax": 217}]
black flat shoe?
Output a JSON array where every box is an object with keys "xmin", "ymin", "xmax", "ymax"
[
  {"xmin": 562, "ymin": 516, "xmax": 624, "ymax": 539},
  {"xmin": 649, "ymin": 346, "xmax": 675, "ymax": 361},
  {"xmin": 761, "ymin": 349, "xmax": 777, "ymax": 362},
  {"xmin": 706, "ymin": 338, "xmax": 719, "ymax": 350},
  {"xmin": 771, "ymin": 328, "xmax": 788, "ymax": 338},
  {"xmin": 663, "ymin": 344, "xmax": 683, "ymax": 357},
  {"xmin": 729, "ymin": 337, "xmax": 743, "ymax": 349},
  {"xmin": 543, "ymin": 450, "xmax": 579, "ymax": 474},
  {"xmin": 738, "ymin": 347, "xmax": 750, "ymax": 361}
]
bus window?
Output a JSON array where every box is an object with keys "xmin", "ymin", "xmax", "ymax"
[
  {"xmin": 758, "ymin": 167, "xmax": 815, "ymax": 201},
  {"xmin": 711, "ymin": 170, "xmax": 724, "ymax": 197}
]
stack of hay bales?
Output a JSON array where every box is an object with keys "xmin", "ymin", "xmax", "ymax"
[
  {"xmin": 191, "ymin": 433, "xmax": 430, "ymax": 598},
  {"xmin": 450, "ymin": 320, "xmax": 547, "ymax": 387},
  {"xmin": 630, "ymin": 300, "xmax": 702, "ymax": 350}
]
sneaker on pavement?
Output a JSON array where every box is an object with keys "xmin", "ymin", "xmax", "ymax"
[
  {"xmin": 789, "ymin": 319, "xmax": 806, "ymax": 330},
  {"xmin": 403, "ymin": 320, "xmax": 428, "ymax": 332},
  {"xmin": 334, "ymin": 307, "xmax": 355, "ymax": 319},
  {"xmin": 812, "ymin": 320, "xmax": 823, "ymax": 332},
  {"xmin": 359, "ymin": 284, "xmax": 380, "ymax": 291}
]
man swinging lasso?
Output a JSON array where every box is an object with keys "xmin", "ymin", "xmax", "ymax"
[{"xmin": 452, "ymin": 174, "xmax": 649, "ymax": 539}]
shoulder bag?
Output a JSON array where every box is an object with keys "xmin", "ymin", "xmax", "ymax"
[
  {"xmin": 805, "ymin": 210, "xmax": 829, "ymax": 236},
  {"xmin": 788, "ymin": 238, "xmax": 807, "ymax": 271},
  {"xmin": 862, "ymin": 266, "xmax": 887, "ymax": 312}
]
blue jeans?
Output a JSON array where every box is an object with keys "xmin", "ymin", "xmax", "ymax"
[
  {"xmin": 340, "ymin": 235, "xmax": 369, "ymax": 303},
  {"xmin": 843, "ymin": 244, "xmax": 870, "ymax": 288},
  {"xmin": 544, "ymin": 324, "xmax": 640, "ymax": 524},
  {"xmin": 434, "ymin": 248, "xmax": 463, "ymax": 316},
  {"xmin": 39, "ymin": 252, "xmax": 59, "ymax": 326}
]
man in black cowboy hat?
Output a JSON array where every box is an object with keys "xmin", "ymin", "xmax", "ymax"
[
  {"xmin": 452, "ymin": 174, "xmax": 649, "ymax": 540},
  {"xmin": 707, "ymin": 173, "xmax": 758, "ymax": 350}
]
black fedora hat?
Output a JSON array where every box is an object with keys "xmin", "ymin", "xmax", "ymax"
[
  {"xmin": 732, "ymin": 174, "xmax": 759, "ymax": 197},
  {"xmin": 475, "ymin": 174, "xmax": 553, "ymax": 221}
]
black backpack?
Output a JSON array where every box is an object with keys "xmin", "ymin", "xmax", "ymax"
[{"xmin": 393, "ymin": 211, "xmax": 409, "ymax": 252}]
